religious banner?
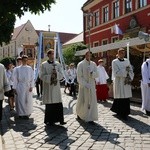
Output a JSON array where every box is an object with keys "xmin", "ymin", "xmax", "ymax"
[
  {"xmin": 34, "ymin": 32, "xmax": 70, "ymax": 83},
  {"xmin": 42, "ymin": 32, "xmax": 56, "ymax": 58},
  {"xmin": 34, "ymin": 32, "xmax": 57, "ymax": 81},
  {"xmin": 57, "ymin": 33, "xmax": 70, "ymax": 84}
]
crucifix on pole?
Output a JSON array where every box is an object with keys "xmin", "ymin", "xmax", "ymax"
[
  {"xmin": 84, "ymin": 12, "xmax": 93, "ymax": 53},
  {"xmin": 83, "ymin": 12, "xmax": 93, "ymax": 110}
]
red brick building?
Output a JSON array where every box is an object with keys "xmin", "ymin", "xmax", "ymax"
[{"xmin": 76, "ymin": 0, "xmax": 150, "ymax": 89}]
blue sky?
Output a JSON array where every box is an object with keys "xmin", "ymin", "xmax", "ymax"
[{"xmin": 15, "ymin": 0, "xmax": 87, "ymax": 34}]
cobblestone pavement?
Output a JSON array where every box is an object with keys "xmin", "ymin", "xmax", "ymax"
[{"xmin": 0, "ymin": 88, "xmax": 150, "ymax": 150}]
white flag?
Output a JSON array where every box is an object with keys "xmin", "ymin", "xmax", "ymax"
[{"xmin": 114, "ymin": 24, "xmax": 123, "ymax": 35}]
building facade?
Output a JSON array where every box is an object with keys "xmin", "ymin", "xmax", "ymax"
[
  {"xmin": 78, "ymin": 0, "xmax": 150, "ymax": 88},
  {"xmin": 0, "ymin": 20, "xmax": 77, "ymax": 60},
  {"xmin": 0, "ymin": 20, "xmax": 38, "ymax": 60},
  {"xmin": 82, "ymin": 0, "xmax": 150, "ymax": 51}
]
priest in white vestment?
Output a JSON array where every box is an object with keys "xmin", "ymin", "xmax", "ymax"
[
  {"xmin": 76, "ymin": 50, "xmax": 99, "ymax": 123},
  {"xmin": 141, "ymin": 55, "xmax": 150, "ymax": 116},
  {"xmin": 40, "ymin": 49, "xmax": 66, "ymax": 126},
  {"xmin": 110, "ymin": 48, "xmax": 134, "ymax": 120},
  {"xmin": 13, "ymin": 55, "xmax": 34, "ymax": 119},
  {"xmin": 95, "ymin": 59, "xmax": 109, "ymax": 102}
]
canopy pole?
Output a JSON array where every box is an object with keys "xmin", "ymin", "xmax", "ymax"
[{"xmin": 127, "ymin": 42, "xmax": 130, "ymax": 60}]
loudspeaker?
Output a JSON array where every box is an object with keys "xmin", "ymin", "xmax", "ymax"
[{"xmin": 138, "ymin": 31, "xmax": 150, "ymax": 42}]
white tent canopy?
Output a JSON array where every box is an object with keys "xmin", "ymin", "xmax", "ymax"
[{"xmin": 75, "ymin": 37, "xmax": 150, "ymax": 56}]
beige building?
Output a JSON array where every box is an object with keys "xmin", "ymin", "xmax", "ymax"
[
  {"xmin": 0, "ymin": 20, "xmax": 77, "ymax": 60},
  {"xmin": 0, "ymin": 20, "xmax": 38, "ymax": 59}
]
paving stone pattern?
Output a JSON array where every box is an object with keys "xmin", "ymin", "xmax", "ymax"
[{"xmin": 0, "ymin": 88, "xmax": 150, "ymax": 150}]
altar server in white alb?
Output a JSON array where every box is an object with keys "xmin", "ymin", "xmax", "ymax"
[
  {"xmin": 95, "ymin": 59, "xmax": 109, "ymax": 102},
  {"xmin": 141, "ymin": 53, "xmax": 150, "ymax": 116},
  {"xmin": 68, "ymin": 63, "xmax": 77, "ymax": 97},
  {"xmin": 76, "ymin": 50, "xmax": 99, "ymax": 124},
  {"xmin": 40, "ymin": 49, "xmax": 66, "ymax": 126},
  {"xmin": 110, "ymin": 48, "xmax": 134, "ymax": 120},
  {"xmin": 13, "ymin": 55, "xmax": 34, "ymax": 119}
]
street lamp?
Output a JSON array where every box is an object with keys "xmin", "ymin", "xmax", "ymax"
[{"xmin": 84, "ymin": 12, "xmax": 93, "ymax": 52}]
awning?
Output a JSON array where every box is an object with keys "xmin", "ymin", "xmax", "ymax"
[{"xmin": 75, "ymin": 37, "xmax": 150, "ymax": 56}]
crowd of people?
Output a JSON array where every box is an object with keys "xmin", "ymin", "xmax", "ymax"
[{"xmin": 0, "ymin": 47, "xmax": 150, "ymax": 126}]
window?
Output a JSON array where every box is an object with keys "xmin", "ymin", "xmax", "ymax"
[
  {"xmin": 102, "ymin": 39, "xmax": 108, "ymax": 45},
  {"xmin": 113, "ymin": 0, "xmax": 119, "ymax": 18},
  {"xmin": 111, "ymin": 37, "xmax": 119, "ymax": 43},
  {"xmin": 125, "ymin": 0, "xmax": 132, "ymax": 13},
  {"xmin": 94, "ymin": 11, "xmax": 100, "ymax": 26},
  {"xmin": 138, "ymin": 0, "xmax": 147, "ymax": 8},
  {"xmin": 94, "ymin": 42, "xmax": 99, "ymax": 47},
  {"xmin": 8, "ymin": 46, "xmax": 10, "ymax": 57},
  {"xmin": 103, "ymin": 6, "xmax": 109, "ymax": 23}
]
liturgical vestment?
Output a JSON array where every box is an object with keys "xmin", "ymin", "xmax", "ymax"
[
  {"xmin": 141, "ymin": 59, "xmax": 150, "ymax": 112},
  {"xmin": 13, "ymin": 65, "xmax": 34, "ymax": 116},
  {"xmin": 76, "ymin": 59, "xmax": 99, "ymax": 122}
]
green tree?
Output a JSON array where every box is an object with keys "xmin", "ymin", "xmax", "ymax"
[
  {"xmin": 0, "ymin": 0, "xmax": 55, "ymax": 45},
  {"xmin": 63, "ymin": 43, "xmax": 87, "ymax": 66},
  {"xmin": 0, "ymin": 57, "xmax": 16, "ymax": 68}
]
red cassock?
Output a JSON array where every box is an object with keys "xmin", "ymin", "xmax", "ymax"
[{"xmin": 96, "ymin": 84, "xmax": 109, "ymax": 101}]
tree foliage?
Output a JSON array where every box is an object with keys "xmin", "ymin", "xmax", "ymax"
[
  {"xmin": 0, "ymin": 0, "xmax": 55, "ymax": 45},
  {"xmin": 63, "ymin": 43, "xmax": 87, "ymax": 66},
  {"xmin": 0, "ymin": 57, "xmax": 16, "ymax": 68}
]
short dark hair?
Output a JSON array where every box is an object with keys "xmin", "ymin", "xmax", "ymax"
[
  {"xmin": 16, "ymin": 56, "xmax": 22, "ymax": 61},
  {"xmin": 21, "ymin": 55, "xmax": 28, "ymax": 59},
  {"xmin": 118, "ymin": 48, "xmax": 125, "ymax": 53},
  {"xmin": 47, "ymin": 49, "xmax": 54, "ymax": 55}
]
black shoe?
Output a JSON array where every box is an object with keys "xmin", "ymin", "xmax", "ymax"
[
  {"xmin": 19, "ymin": 116, "xmax": 23, "ymax": 119},
  {"xmin": 45, "ymin": 122, "xmax": 55, "ymax": 126},
  {"xmin": 77, "ymin": 115, "xmax": 81, "ymax": 120},
  {"xmin": 146, "ymin": 110, "xmax": 150, "ymax": 116},
  {"xmin": 60, "ymin": 122, "xmax": 66, "ymax": 125},
  {"xmin": 23, "ymin": 116, "xmax": 29, "ymax": 120},
  {"xmin": 121, "ymin": 115, "xmax": 128, "ymax": 121},
  {"xmin": 88, "ymin": 121, "xmax": 95, "ymax": 125}
]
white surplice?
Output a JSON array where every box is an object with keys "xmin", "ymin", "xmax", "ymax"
[
  {"xmin": 141, "ymin": 59, "xmax": 150, "ymax": 111},
  {"xmin": 95, "ymin": 65, "xmax": 109, "ymax": 84},
  {"xmin": 13, "ymin": 65, "xmax": 34, "ymax": 116},
  {"xmin": 68, "ymin": 68, "xmax": 77, "ymax": 83},
  {"xmin": 76, "ymin": 59, "xmax": 99, "ymax": 122},
  {"xmin": 40, "ymin": 61, "xmax": 64, "ymax": 104},
  {"xmin": 112, "ymin": 58, "xmax": 134, "ymax": 99}
]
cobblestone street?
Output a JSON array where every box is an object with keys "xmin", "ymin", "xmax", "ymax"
[{"xmin": 0, "ymin": 88, "xmax": 150, "ymax": 150}]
